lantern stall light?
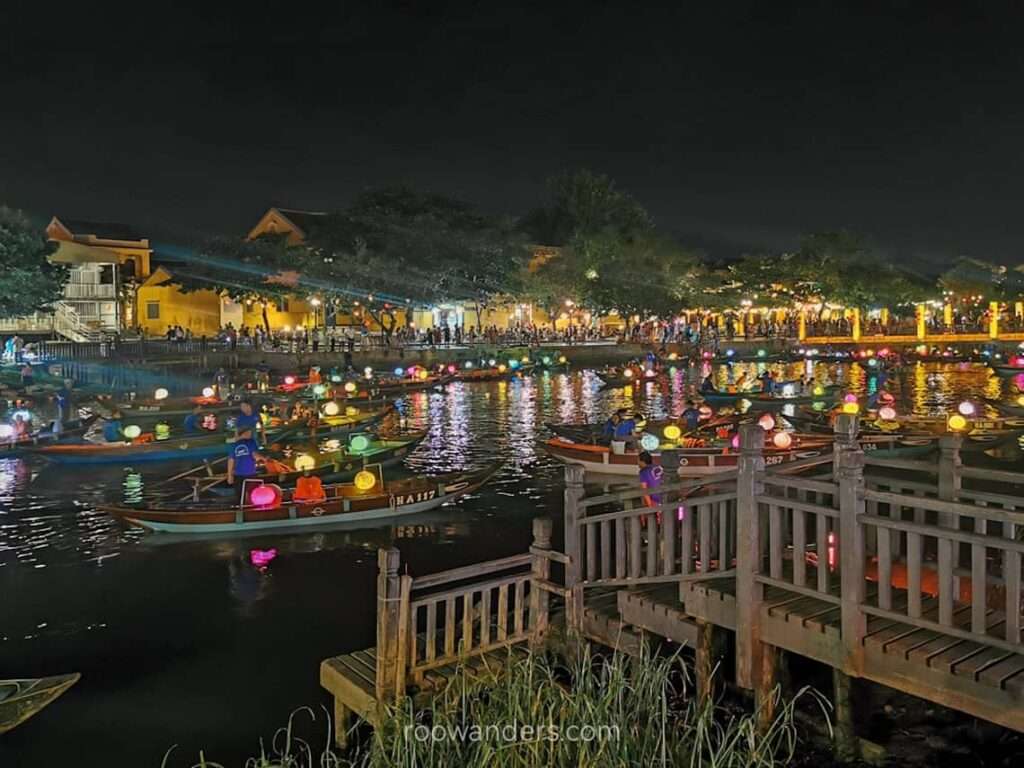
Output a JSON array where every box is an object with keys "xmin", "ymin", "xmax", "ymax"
[
  {"xmin": 623, "ymin": 369, "xmax": 634, "ymax": 379},
  {"xmin": 344, "ymin": 381, "xmax": 357, "ymax": 393},
  {"xmin": 202, "ymin": 386, "xmax": 215, "ymax": 398},
  {"xmin": 394, "ymin": 367, "xmax": 405, "ymax": 376},
  {"xmin": 284, "ymin": 375, "xmax": 296, "ymax": 386},
  {"xmin": 663, "ymin": 424, "xmax": 682, "ymax": 441},
  {"xmin": 878, "ymin": 405, "xmax": 897, "ymax": 421},
  {"xmin": 948, "ymin": 413, "xmax": 968, "ymax": 431},
  {"xmin": 758, "ymin": 413, "xmax": 775, "ymax": 431},
  {"xmin": 841, "ymin": 402, "xmax": 860, "ymax": 415},
  {"xmin": 772, "ymin": 431, "xmax": 792, "ymax": 449},
  {"xmin": 957, "ymin": 401, "xmax": 975, "ymax": 417},
  {"xmin": 417, "ymin": 369, "xmax": 429, "ymax": 380}
]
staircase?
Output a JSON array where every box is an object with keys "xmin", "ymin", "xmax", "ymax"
[{"xmin": 53, "ymin": 302, "xmax": 104, "ymax": 343}]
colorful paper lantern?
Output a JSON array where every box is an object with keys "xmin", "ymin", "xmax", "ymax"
[
  {"xmin": 957, "ymin": 401, "xmax": 975, "ymax": 417},
  {"xmin": 250, "ymin": 485, "xmax": 277, "ymax": 506},
  {"xmin": 542, "ymin": 356, "xmax": 551, "ymax": 365},
  {"xmin": 812, "ymin": 384, "xmax": 825, "ymax": 397},
  {"xmin": 464, "ymin": 361, "xmax": 474, "ymax": 369},
  {"xmin": 313, "ymin": 384, "xmax": 327, "ymax": 396},
  {"xmin": 364, "ymin": 366, "xmax": 373, "ymax": 377},
  {"xmin": 758, "ymin": 413, "xmax": 775, "ymax": 431},
  {"xmin": 878, "ymin": 406, "xmax": 897, "ymax": 421},
  {"xmin": 331, "ymin": 374, "xmax": 343, "ymax": 383},
  {"xmin": 284, "ymin": 375, "xmax": 296, "ymax": 386},
  {"xmin": 731, "ymin": 434, "xmax": 741, "ymax": 448},
  {"xmin": 447, "ymin": 364, "xmax": 457, "ymax": 374},
  {"xmin": 948, "ymin": 414, "xmax": 968, "ymax": 431},
  {"xmin": 123, "ymin": 425, "xmax": 142, "ymax": 439},
  {"xmin": 841, "ymin": 402, "xmax": 860, "ymax": 415},
  {"xmin": 664, "ymin": 424, "xmax": 682, "ymax": 440},
  {"xmin": 772, "ymin": 431, "xmax": 792, "ymax": 449},
  {"xmin": 623, "ymin": 369, "xmax": 634, "ymax": 378},
  {"xmin": 757, "ymin": 349, "xmax": 766, "ymax": 357},
  {"xmin": 488, "ymin": 358, "xmax": 497, "ymax": 367},
  {"xmin": 350, "ymin": 434, "xmax": 370, "ymax": 452},
  {"xmin": 417, "ymin": 369, "xmax": 429, "ymax": 380},
  {"xmin": 843, "ymin": 393, "xmax": 857, "ymax": 404},
  {"xmin": 344, "ymin": 381, "xmax": 357, "ymax": 393},
  {"xmin": 509, "ymin": 359, "xmax": 520, "ymax": 369},
  {"xmin": 394, "ymin": 367, "xmax": 404, "ymax": 376},
  {"xmin": 323, "ymin": 401, "xmax": 340, "ymax": 416},
  {"xmin": 559, "ymin": 355, "xmax": 567, "ymax": 364},
  {"xmin": 498, "ymin": 364, "xmax": 507, "ymax": 373},
  {"xmin": 640, "ymin": 433, "xmax": 660, "ymax": 451},
  {"xmin": 202, "ymin": 386, "xmax": 215, "ymax": 398},
  {"xmin": 354, "ymin": 470, "xmax": 377, "ymax": 491},
  {"xmin": 154, "ymin": 387, "xmax": 169, "ymax": 400},
  {"xmin": 294, "ymin": 454, "xmax": 316, "ymax": 471}
]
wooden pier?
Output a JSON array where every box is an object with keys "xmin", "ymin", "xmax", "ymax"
[{"xmin": 321, "ymin": 414, "xmax": 1024, "ymax": 748}]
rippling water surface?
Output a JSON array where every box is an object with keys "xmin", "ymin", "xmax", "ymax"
[{"xmin": 1, "ymin": 361, "xmax": 1021, "ymax": 765}]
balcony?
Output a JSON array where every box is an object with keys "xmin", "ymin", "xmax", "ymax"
[{"xmin": 63, "ymin": 283, "xmax": 117, "ymax": 300}]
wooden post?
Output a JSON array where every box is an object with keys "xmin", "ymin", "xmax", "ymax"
[
  {"xmin": 375, "ymin": 547, "xmax": 401, "ymax": 702},
  {"xmin": 837, "ymin": 435, "xmax": 866, "ymax": 675},
  {"xmin": 833, "ymin": 412, "xmax": 859, "ymax": 475},
  {"xmin": 756, "ymin": 643, "xmax": 780, "ymax": 733},
  {"xmin": 937, "ymin": 434, "xmax": 962, "ymax": 622},
  {"xmin": 563, "ymin": 464, "xmax": 585, "ymax": 639},
  {"xmin": 735, "ymin": 422, "xmax": 765, "ymax": 690},
  {"xmin": 833, "ymin": 668, "xmax": 857, "ymax": 761},
  {"xmin": 696, "ymin": 618, "xmax": 726, "ymax": 706},
  {"xmin": 530, "ymin": 516, "xmax": 553, "ymax": 646}
]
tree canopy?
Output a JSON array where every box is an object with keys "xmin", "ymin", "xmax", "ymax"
[{"xmin": 0, "ymin": 207, "xmax": 67, "ymax": 318}]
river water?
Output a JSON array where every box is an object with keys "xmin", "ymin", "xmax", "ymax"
[{"xmin": 0, "ymin": 359, "xmax": 1020, "ymax": 766}]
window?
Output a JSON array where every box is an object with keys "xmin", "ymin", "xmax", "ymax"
[
  {"xmin": 147, "ymin": 301, "xmax": 160, "ymax": 320},
  {"xmin": 99, "ymin": 265, "xmax": 116, "ymax": 284}
]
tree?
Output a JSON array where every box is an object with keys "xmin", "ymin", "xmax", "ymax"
[
  {"xmin": 308, "ymin": 186, "xmax": 530, "ymax": 338},
  {"xmin": 0, "ymin": 207, "xmax": 67, "ymax": 318}
]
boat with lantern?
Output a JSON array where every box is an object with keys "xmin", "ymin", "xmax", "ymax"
[
  {"xmin": 100, "ymin": 462, "xmax": 501, "ymax": 533},
  {"xmin": 0, "ymin": 414, "xmax": 100, "ymax": 458},
  {"xmin": 543, "ymin": 433, "xmax": 830, "ymax": 477},
  {"xmin": 595, "ymin": 369, "xmax": 666, "ymax": 388},
  {"xmin": 0, "ymin": 673, "xmax": 80, "ymax": 734},
  {"xmin": 699, "ymin": 386, "xmax": 839, "ymax": 409}
]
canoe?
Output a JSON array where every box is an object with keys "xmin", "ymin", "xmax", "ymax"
[
  {"xmin": 0, "ymin": 673, "xmax": 80, "ymax": 734},
  {"xmin": 101, "ymin": 463, "xmax": 501, "ymax": 533},
  {"xmin": 989, "ymin": 365, "xmax": 1024, "ymax": 378},
  {"xmin": 543, "ymin": 437, "xmax": 829, "ymax": 477}
]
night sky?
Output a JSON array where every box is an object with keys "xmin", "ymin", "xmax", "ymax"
[{"xmin": 3, "ymin": 2, "xmax": 1024, "ymax": 269}]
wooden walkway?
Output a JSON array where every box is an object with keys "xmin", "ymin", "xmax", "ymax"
[{"xmin": 320, "ymin": 417, "xmax": 1024, "ymax": 750}]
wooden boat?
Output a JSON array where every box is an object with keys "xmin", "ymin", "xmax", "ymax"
[
  {"xmin": 543, "ymin": 437, "xmax": 829, "ymax": 477},
  {"xmin": 907, "ymin": 353, "xmax": 970, "ymax": 364},
  {"xmin": 989, "ymin": 364, "xmax": 1024, "ymax": 377},
  {"xmin": 595, "ymin": 370, "xmax": 665, "ymax": 388},
  {"xmin": 117, "ymin": 394, "xmax": 260, "ymax": 419},
  {"xmin": 0, "ymin": 415, "xmax": 99, "ymax": 458},
  {"xmin": 101, "ymin": 463, "xmax": 501, "ymax": 533},
  {"xmin": 985, "ymin": 398, "xmax": 1024, "ymax": 416},
  {"xmin": 711, "ymin": 352, "xmax": 785, "ymax": 364},
  {"xmin": 700, "ymin": 387, "xmax": 839, "ymax": 409},
  {"xmin": 0, "ymin": 673, "xmax": 80, "ymax": 734}
]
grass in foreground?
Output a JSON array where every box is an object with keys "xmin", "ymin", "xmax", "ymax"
[{"xmin": 165, "ymin": 644, "xmax": 827, "ymax": 767}]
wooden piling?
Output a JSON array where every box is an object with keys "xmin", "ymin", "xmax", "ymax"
[
  {"xmin": 375, "ymin": 548, "xmax": 401, "ymax": 702},
  {"xmin": 530, "ymin": 517, "xmax": 553, "ymax": 646},
  {"xmin": 832, "ymin": 668, "xmax": 857, "ymax": 761},
  {"xmin": 563, "ymin": 464, "xmax": 585, "ymax": 639},
  {"xmin": 735, "ymin": 423, "xmax": 765, "ymax": 690},
  {"xmin": 695, "ymin": 618, "xmax": 726, "ymax": 706}
]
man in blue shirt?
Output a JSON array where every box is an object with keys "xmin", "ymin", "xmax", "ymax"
[
  {"xmin": 601, "ymin": 409, "xmax": 627, "ymax": 442},
  {"xmin": 613, "ymin": 413, "xmax": 639, "ymax": 451},
  {"xmin": 227, "ymin": 428, "xmax": 264, "ymax": 503},
  {"xmin": 103, "ymin": 412, "xmax": 124, "ymax": 442},
  {"xmin": 183, "ymin": 405, "xmax": 202, "ymax": 433},
  {"xmin": 235, "ymin": 400, "xmax": 263, "ymax": 441}
]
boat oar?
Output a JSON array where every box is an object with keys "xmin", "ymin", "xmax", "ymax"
[{"xmin": 159, "ymin": 456, "xmax": 228, "ymax": 486}]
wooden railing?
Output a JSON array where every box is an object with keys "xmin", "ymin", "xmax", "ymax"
[{"xmin": 373, "ymin": 518, "xmax": 557, "ymax": 702}]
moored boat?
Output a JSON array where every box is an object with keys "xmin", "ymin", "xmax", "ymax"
[
  {"xmin": 0, "ymin": 673, "xmax": 80, "ymax": 734},
  {"xmin": 101, "ymin": 463, "xmax": 501, "ymax": 533},
  {"xmin": 0, "ymin": 415, "xmax": 99, "ymax": 458},
  {"xmin": 989, "ymin": 364, "xmax": 1024, "ymax": 378}
]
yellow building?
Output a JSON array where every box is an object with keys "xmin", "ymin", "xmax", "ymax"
[{"xmin": 137, "ymin": 266, "xmax": 222, "ymax": 337}]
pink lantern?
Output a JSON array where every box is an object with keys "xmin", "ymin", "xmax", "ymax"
[
  {"xmin": 283, "ymin": 375, "xmax": 296, "ymax": 386},
  {"xmin": 447, "ymin": 364, "xmax": 457, "ymax": 374},
  {"xmin": 250, "ymin": 485, "xmax": 279, "ymax": 507},
  {"xmin": 757, "ymin": 413, "xmax": 775, "ymax": 431},
  {"xmin": 878, "ymin": 405, "xmax": 897, "ymax": 421},
  {"xmin": 731, "ymin": 434, "xmax": 741, "ymax": 449},
  {"xmin": 843, "ymin": 393, "xmax": 858, "ymax": 404},
  {"xmin": 772, "ymin": 431, "xmax": 792, "ymax": 449}
]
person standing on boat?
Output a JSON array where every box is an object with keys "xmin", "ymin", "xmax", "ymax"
[
  {"xmin": 700, "ymin": 374, "xmax": 716, "ymax": 393},
  {"xmin": 681, "ymin": 400, "xmax": 701, "ymax": 432},
  {"xmin": 613, "ymin": 412, "xmax": 639, "ymax": 452},
  {"xmin": 227, "ymin": 428, "xmax": 265, "ymax": 503},
  {"xmin": 53, "ymin": 380, "xmax": 73, "ymax": 433},
  {"xmin": 235, "ymin": 400, "xmax": 264, "ymax": 442},
  {"xmin": 601, "ymin": 409, "xmax": 626, "ymax": 442},
  {"xmin": 183, "ymin": 405, "xmax": 203, "ymax": 433},
  {"xmin": 760, "ymin": 370, "xmax": 775, "ymax": 394}
]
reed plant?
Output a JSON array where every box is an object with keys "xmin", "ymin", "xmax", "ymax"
[{"xmin": 165, "ymin": 643, "xmax": 827, "ymax": 767}]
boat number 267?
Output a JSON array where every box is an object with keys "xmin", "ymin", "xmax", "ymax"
[{"xmin": 396, "ymin": 490, "xmax": 437, "ymax": 506}]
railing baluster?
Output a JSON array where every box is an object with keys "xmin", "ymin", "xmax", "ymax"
[
  {"xmin": 514, "ymin": 578, "xmax": 525, "ymax": 637},
  {"xmin": 877, "ymin": 517, "xmax": 892, "ymax": 611},
  {"xmin": 907, "ymin": 524, "xmax": 922, "ymax": 619},
  {"xmin": 497, "ymin": 584, "xmax": 509, "ymax": 641},
  {"xmin": 444, "ymin": 598, "xmax": 456, "ymax": 657},
  {"xmin": 629, "ymin": 514, "xmax": 642, "ymax": 578},
  {"xmin": 718, "ymin": 500, "xmax": 729, "ymax": 570},
  {"xmin": 480, "ymin": 589, "xmax": 491, "ymax": 647},
  {"xmin": 586, "ymin": 523, "xmax": 597, "ymax": 582},
  {"xmin": 663, "ymin": 499, "xmax": 676, "ymax": 576},
  {"xmin": 972, "ymin": 514, "xmax": 987, "ymax": 635},
  {"xmin": 816, "ymin": 512, "xmax": 828, "ymax": 593},
  {"xmin": 769, "ymin": 504, "xmax": 783, "ymax": 579},
  {"xmin": 793, "ymin": 507, "xmax": 806, "ymax": 587},
  {"xmin": 699, "ymin": 503, "xmax": 711, "ymax": 573},
  {"xmin": 600, "ymin": 520, "xmax": 611, "ymax": 579},
  {"xmin": 681, "ymin": 504, "xmax": 693, "ymax": 574},
  {"xmin": 615, "ymin": 517, "xmax": 626, "ymax": 579},
  {"xmin": 646, "ymin": 513, "xmax": 657, "ymax": 577},
  {"xmin": 1006, "ymin": 521, "xmax": 1022, "ymax": 643},
  {"xmin": 462, "ymin": 590, "xmax": 475, "ymax": 654},
  {"xmin": 426, "ymin": 602, "xmax": 437, "ymax": 662}
]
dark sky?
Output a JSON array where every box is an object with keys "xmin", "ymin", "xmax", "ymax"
[{"xmin": 3, "ymin": 1, "xmax": 1024, "ymax": 269}]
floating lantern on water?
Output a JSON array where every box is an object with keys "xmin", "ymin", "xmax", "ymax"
[
  {"xmin": 364, "ymin": 366, "xmax": 374, "ymax": 377},
  {"xmin": 542, "ymin": 356, "xmax": 551, "ymax": 365},
  {"xmin": 354, "ymin": 470, "xmax": 377, "ymax": 491},
  {"xmin": 509, "ymin": 359, "xmax": 520, "ymax": 370},
  {"xmin": 772, "ymin": 431, "xmax": 792, "ymax": 449},
  {"xmin": 668, "ymin": 352, "xmax": 678, "ymax": 361},
  {"xmin": 488, "ymin": 358, "xmax": 497, "ymax": 367},
  {"xmin": 343, "ymin": 381, "xmax": 356, "ymax": 394},
  {"xmin": 313, "ymin": 384, "xmax": 327, "ymax": 396},
  {"xmin": 331, "ymin": 373, "xmax": 343, "ymax": 383},
  {"xmin": 958, "ymin": 401, "xmax": 975, "ymax": 417},
  {"xmin": 155, "ymin": 423, "xmax": 171, "ymax": 440},
  {"xmin": 640, "ymin": 433, "xmax": 660, "ymax": 451},
  {"xmin": 323, "ymin": 401, "xmax": 340, "ymax": 416},
  {"xmin": 350, "ymin": 434, "xmax": 370, "ymax": 452},
  {"xmin": 294, "ymin": 454, "xmax": 316, "ymax": 471},
  {"xmin": 812, "ymin": 401, "xmax": 826, "ymax": 411},
  {"xmin": 841, "ymin": 402, "xmax": 860, "ymax": 415},
  {"xmin": 393, "ymin": 367, "xmax": 404, "ymax": 376},
  {"xmin": 250, "ymin": 548, "xmax": 278, "ymax": 568},
  {"xmin": 878, "ymin": 405, "xmax": 897, "ymax": 421},
  {"xmin": 758, "ymin": 413, "xmax": 775, "ymax": 431},
  {"xmin": 726, "ymin": 349, "xmax": 735, "ymax": 357},
  {"xmin": 623, "ymin": 369, "xmax": 634, "ymax": 379},
  {"xmin": 250, "ymin": 485, "xmax": 278, "ymax": 507},
  {"xmin": 1017, "ymin": 394, "xmax": 1024, "ymax": 407},
  {"xmin": 521, "ymin": 356, "xmax": 530, "ymax": 364},
  {"xmin": 948, "ymin": 414, "xmax": 968, "ymax": 431},
  {"xmin": 447, "ymin": 364, "xmax": 457, "ymax": 374},
  {"xmin": 154, "ymin": 387, "xmax": 169, "ymax": 400},
  {"xmin": 202, "ymin": 386, "xmax": 215, "ymax": 398},
  {"xmin": 284, "ymin": 375, "xmax": 296, "ymax": 386},
  {"xmin": 669, "ymin": 366, "xmax": 677, "ymax": 374},
  {"xmin": 663, "ymin": 424, "xmax": 682, "ymax": 441},
  {"xmin": 731, "ymin": 434, "xmax": 741, "ymax": 448},
  {"xmin": 123, "ymin": 425, "xmax": 142, "ymax": 439},
  {"xmin": 843, "ymin": 393, "xmax": 857, "ymax": 404},
  {"xmin": 418, "ymin": 369, "xmax": 429, "ymax": 380},
  {"xmin": 407, "ymin": 366, "xmax": 418, "ymax": 376},
  {"xmin": 867, "ymin": 358, "xmax": 878, "ymax": 367}
]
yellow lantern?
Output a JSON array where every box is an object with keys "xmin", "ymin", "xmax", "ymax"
[
  {"xmin": 294, "ymin": 454, "xmax": 316, "ymax": 472},
  {"xmin": 841, "ymin": 402, "xmax": 860, "ymax": 415},
  {"xmin": 498, "ymin": 364, "xmax": 507, "ymax": 373},
  {"xmin": 418, "ymin": 370, "xmax": 429, "ymax": 380},
  {"xmin": 663, "ymin": 424, "xmax": 682, "ymax": 441},
  {"xmin": 948, "ymin": 413, "xmax": 968, "ymax": 431},
  {"xmin": 346, "ymin": 406, "xmax": 360, "ymax": 417},
  {"xmin": 323, "ymin": 401, "xmax": 340, "ymax": 416},
  {"xmin": 354, "ymin": 470, "xmax": 377, "ymax": 491}
]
